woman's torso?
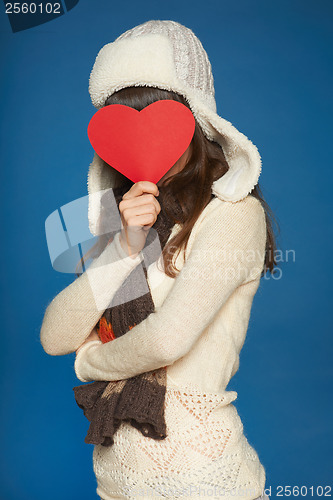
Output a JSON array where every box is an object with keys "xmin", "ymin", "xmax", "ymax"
[{"xmin": 94, "ymin": 196, "xmax": 267, "ymax": 500}]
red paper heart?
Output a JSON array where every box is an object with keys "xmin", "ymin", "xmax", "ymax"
[{"xmin": 87, "ymin": 100, "xmax": 195, "ymax": 184}]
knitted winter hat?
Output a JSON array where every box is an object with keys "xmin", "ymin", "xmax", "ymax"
[{"xmin": 87, "ymin": 20, "xmax": 262, "ymax": 236}]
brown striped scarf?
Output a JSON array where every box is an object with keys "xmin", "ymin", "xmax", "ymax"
[{"xmin": 73, "ymin": 180, "xmax": 184, "ymax": 447}]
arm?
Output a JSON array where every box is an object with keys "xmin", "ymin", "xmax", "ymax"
[
  {"xmin": 74, "ymin": 196, "xmax": 267, "ymax": 383},
  {"xmin": 40, "ymin": 231, "xmax": 144, "ymax": 356},
  {"xmin": 75, "ymin": 327, "xmax": 101, "ymax": 355}
]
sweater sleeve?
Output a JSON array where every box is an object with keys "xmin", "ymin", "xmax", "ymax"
[
  {"xmin": 40, "ymin": 231, "xmax": 144, "ymax": 356},
  {"xmin": 74, "ymin": 196, "xmax": 267, "ymax": 383}
]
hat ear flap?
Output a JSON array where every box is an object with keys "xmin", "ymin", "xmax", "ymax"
[
  {"xmin": 87, "ymin": 153, "xmax": 119, "ymax": 236},
  {"xmin": 187, "ymin": 99, "xmax": 262, "ymax": 202}
]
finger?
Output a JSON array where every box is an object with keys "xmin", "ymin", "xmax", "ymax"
[
  {"xmin": 122, "ymin": 203, "xmax": 158, "ymax": 222},
  {"xmin": 126, "ymin": 213, "xmax": 157, "ymax": 231},
  {"xmin": 120, "ymin": 194, "xmax": 161, "ymax": 215},
  {"xmin": 122, "ymin": 181, "xmax": 159, "ymax": 200}
]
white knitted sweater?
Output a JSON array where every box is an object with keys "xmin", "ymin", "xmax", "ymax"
[{"xmin": 40, "ymin": 194, "xmax": 267, "ymax": 500}]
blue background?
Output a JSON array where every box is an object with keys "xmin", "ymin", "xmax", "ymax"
[{"xmin": 0, "ymin": 0, "xmax": 332, "ymax": 499}]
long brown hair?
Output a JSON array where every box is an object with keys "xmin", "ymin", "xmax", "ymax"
[{"xmin": 78, "ymin": 86, "xmax": 279, "ymax": 278}]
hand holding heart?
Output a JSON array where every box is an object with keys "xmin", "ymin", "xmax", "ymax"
[{"xmin": 118, "ymin": 181, "xmax": 161, "ymax": 259}]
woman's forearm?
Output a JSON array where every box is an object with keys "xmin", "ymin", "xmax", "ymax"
[{"xmin": 40, "ymin": 231, "xmax": 144, "ymax": 356}]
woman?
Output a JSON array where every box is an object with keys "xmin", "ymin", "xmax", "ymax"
[{"xmin": 40, "ymin": 20, "xmax": 277, "ymax": 500}]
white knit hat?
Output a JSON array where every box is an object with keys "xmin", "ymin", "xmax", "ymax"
[{"xmin": 87, "ymin": 20, "xmax": 262, "ymax": 236}]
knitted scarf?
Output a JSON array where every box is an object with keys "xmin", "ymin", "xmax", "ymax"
[{"xmin": 73, "ymin": 180, "xmax": 184, "ymax": 447}]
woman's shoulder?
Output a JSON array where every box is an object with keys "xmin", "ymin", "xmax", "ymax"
[
  {"xmin": 198, "ymin": 193, "xmax": 266, "ymax": 230},
  {"xmin": 181, "ymin": 193, "xmax": 267, "ymax": 267},
  {"xmin": 180, "ymin": 193, "xmax": 267, "ymax": 265}
]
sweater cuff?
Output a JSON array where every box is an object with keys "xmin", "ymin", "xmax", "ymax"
[
  {"xmin": 74, "ymin": 339, "xmax": 103, "ymax": 382},
  {"xmin": 112, "ymin": 230, "xmax": 143, "ymax": 263}
]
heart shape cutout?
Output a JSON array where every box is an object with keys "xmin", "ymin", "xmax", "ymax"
[{"xmin": 87, "ymin": 100, "xmax": 195, "ymax": 184}]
